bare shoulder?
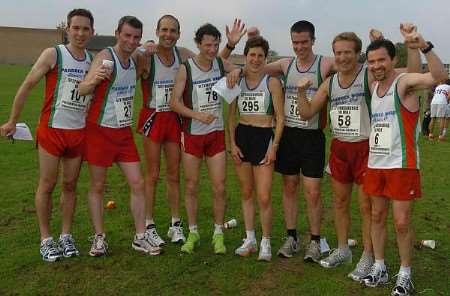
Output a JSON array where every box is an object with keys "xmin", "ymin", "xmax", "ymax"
[
  {"xmin": 177, "ymin": 46, "xmax": 195, "ymax": 61},
  {"xmin": 320, "ymin": 55, "xmax": 335, "ymax": 77}
]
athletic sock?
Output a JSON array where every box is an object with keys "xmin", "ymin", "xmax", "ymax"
[
  {"xmin": 189, "ymin": 224, "xmax": 198, "ymax": 234},
  {"xmin": 246, "ymin": 230, "xmax": 256, "ymax": 241},
  {"xmin": 214, "ymin": 224, "xmax": 224, "ymax": 235},
  {"xmin": 399, "ymin": 265, "xmax": 411, "ymax": 276},
  {"xmin": 375, "ymin": 259, "xmax": 386, "ymax": 271},
  {"xmin": 136, "ymin": 233, "xmax": 145, "ymax": 240},
  {"xmin": 145, "ymin": 218, "xmax": 155, "ymax": 227},
  {"xmin": 171, "ymin": 217, "xmax": 181, "ymax": 226},
  {"xmin": 311, "ymin": 234, "xmax": 320, "ymax": 243},
  {"xmin": 287, "ymin": 229, "xmax": 297, "ymax": 241}
]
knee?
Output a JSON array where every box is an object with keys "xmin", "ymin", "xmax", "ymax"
[
  {"xmin": 258, "ymin": 194, "xmax": 272, "ymax": 210},
  {"xmin": 146, "ymin": 170, "xmax": 160, "ymax": 185},
  {"xmin": 394, "ymin": 216, "xmax": 411, "ymax": 235},
  {"xmin": 212, "ymin": 183, "xmax": 226, "ymax": 198},
  {"xmin": 371, "ymin": 208, "xmax": 386, "ymax": 225},
  {"xmin": 305, "ymin": 188, "xmax": 321, "ymax": 206},
  {"xmin": 89, "ymin": 179, "xmax": 106, "ymax": 195},
  {"xmin": 166, "ymin": 170, "xmax": 180, "ymax": 185},
  {"xmin": 62, "ymin": 178, "xmax": 77, "ymax": 194},
  {"xmin": 241, "ymin": 186, "xmax": 253, "ymax": 200},
  {"xmin": 359, "ymin": 200, "xmax": 372, "ymax": 217},
  {"xmin": 184, "ymin": 179, "xmax": 198, "ymax": 197},
  {"xmin": 129, "ymin": 176, "xmax": 145, "ymax": 193},
  {"xmin": 284, "ymin": 181, "xmax": 299, "ymax": 197},
  {"xmin": 334, "ymin": 195, "xmax": 350, "ymax": 210},
  {"xmin": 39, "ymin": 176, "xmax": 57, "ymax": 194}
]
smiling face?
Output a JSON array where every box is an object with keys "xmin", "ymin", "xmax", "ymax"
[
  {"xmin": 156, "ymin": 16, "xmax": 180, "ymax": 49},
  {"xmin": 196, "ymin": 34, "xmax": 220, "ymax": 62},
  {"xmin": 66, "ymin": 16, "xmax": 94, "ymax": 49},
  {"xmin": 115, "ymin": 23, "xmax": 142, "ymax": 54},
  {"xmin": 245, "ymin": 46, "xmax": 266, "ymax": 74},
  {"xmin": 290, "ymin": 31, "xmax": 314, "ymax": 60},
  {"xmin": 367, "ymin": 47, "xmax": 395, "ymax": 81},
  {"xmin": 333, "ymin": 40, "xmax": 359, "ymax": 73}
]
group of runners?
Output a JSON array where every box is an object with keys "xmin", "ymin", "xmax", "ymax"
[
  {"xmin": 428, "ymin": 79, "xmax": 450, "ymax": 141},
  {"xmin": 1, "ymin": 8, "xmax": 447, "ymax": 296}
]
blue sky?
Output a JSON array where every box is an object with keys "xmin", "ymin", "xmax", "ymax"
[{"xmin": 1, "ymin": 0, "xmax": 448, "ymax": 62}]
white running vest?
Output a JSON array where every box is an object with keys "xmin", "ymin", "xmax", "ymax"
[
  {"xmin": 237, "ymin": 75, "xmax": 274, "ymax": 116},
  {"xmin": 48, "ymin": 45, "xmax": 92, "ymax": 129},
  {"xmin": 98, "ymin": 47, "xmax": 136, "ymax": 128},
  {"xmin": 431, "ymin": 84, "xmax": 450, "ymax": 105},
  {"xmin": 147, "ymin": 47, "xmax": 181, "ymax": 111},
  {"xmin": 184, "ymin": 57, "xmax": 224, "ymax": 135},
  {"xmin": 329, "ymin": 66, "xmax": 371, "ymax": 142},
  {"xmin": 368, "ymin": 74, "xmax": 420, "ymax": 169},
  {"xmin": 283, "ymin": 55, "xmax": 323, "ymax": 129}
]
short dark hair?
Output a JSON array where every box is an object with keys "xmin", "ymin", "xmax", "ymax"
[
  {"xmin": 67, "ymin": 8, "xmax": 94, "ymax": 29},
  {"xmin": 117, "ymin": 16, "xmax": 143, "ymax": 33},
  {"xmin": 157, "ymin": 15, "xmax": 180, "ymax": 33},
  {"xmin": 366, "ymin": 39, "xmax": 396, "ymax": 59},
  {"xmin": 194, "ymin": 23, "xmax": 221, "ymax": 44},
  {"xmin": 332, "ymin": 32, "xmax": 362, "ymax": 53},
  {"xmin": 290, "ymin": 20, "xmax": 315, "ymax": 40},
  {"xmin": 244, "ymin": 36, "xmax": 269, "ymax": 57}
]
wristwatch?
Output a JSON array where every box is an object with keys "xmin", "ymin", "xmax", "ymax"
[{"xmin": 421, "ymin": 41, "xmax": 434, "ymax": 54}]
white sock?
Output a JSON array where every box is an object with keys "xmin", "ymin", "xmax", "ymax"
[
  {"xmin": 41, "ymin": 236, "xmax": 53, "ymax": 243},
  {"xmin": 214, "ymin": 224, "xmax": 223, "ymax": 235},
  {"xmin": 59, "ymin": 233, "xmax": 71, "ymax": 239},
  {"xmin": 399, "ymin": 265, "xmax": 411, "ymax": 276},
  {"xmin": 442, "ymin": 128, "xmax": 447, "ymax": 136},
  {"xmin": 136, "ymin": 232, "xmax": 145, "ymax": 239},
  {"xmin": 171, "ymin": 217, "xmax": 180, "ymax": 225},
  {"xmin": 261, "ymin": 236, "xmax": 270, "ymax": 245},
  {"xmin": 375, "ymin": 259, "xmax": 386, "ymax": 270},
  {"xmin": 145, "ymin": 218, "xmax": 155, "ymax": 227},
  {"xmin": 189, "ymin": 224, "xmax": 198, "ymax": 233},
  {"xmin": 246, "ymin": 230, "xmax": 256, "ymax": 241}
]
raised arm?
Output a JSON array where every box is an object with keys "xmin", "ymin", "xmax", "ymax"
[
  {"xmin": 0, "ymin": 48, "xmax": 55, "ymax": 137},
  {"xmin": 79, "ymin": 50, "xmax": 111, "ymax": 96},
  {"xmin": 400, "ymin": 23, "xmax": 422, "ymax": 73},
  {"xmin": 297, "ymin": 77, "xmax": 330, "ymax": 120},
  {"xmin": 219, "ymin": 18, "xmax": 246, "ymax": 60}
]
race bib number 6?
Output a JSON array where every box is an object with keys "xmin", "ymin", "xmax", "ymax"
[{"xmin": 369, "ymin": 122, "xmax": 392, "ymax": 155}]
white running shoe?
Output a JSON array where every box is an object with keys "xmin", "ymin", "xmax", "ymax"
[
  {"xmin": 89, "ymin": 234, "xmax": 108, "ymax": 257},
  {"xmin": 361, "ymin": 263, "xmax": 389, "ymax": 287},
  {"xmin": 391, "ymin": 273, "xmax": 414, "ymax": 296},
  {"xmin": 167, "ymin": 221, "xmax": 186, "ymax": 244},
  {"xmin": 235, "ymin": 238, "xmax": 257, "ymax": 257},
  {"xmin": 132, "ymin": 233, "xmax": 161, "ymax": 256},
  {"xmin": 145, "ymin": 224, "xmax": 165, "ymax": 247},
  {"xmin": 40, "ymin": 237, "xmax": 62, "ymax": 262},
  {"xmin": 257, "ymin": 239, "xmax": 272, "ymax": 262}
]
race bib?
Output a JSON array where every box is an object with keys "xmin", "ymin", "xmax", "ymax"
[
  {"xmin": 369, "ymin": 122, "xmax": 392, "ymax": 155},
  {"xmin": 155, "ymin": 83, "xmax": 173, "ymax": 112},
  {"xmin": 330, "ymin": 105, "xmax": 361, "ymax": 137},
  {"xmin": 238, "ymin": 91, "xmax": 265, "ymax": 115},
  {"xmin": 284, "ymin": 92, "xmax": 308, "ymax": 127},
  {"xmin": 114, "ymin": 95, "xmax": 133, "ymax": 127},
  {"xmin": 59, "ymin": 76, "xmax": 91, "ymax": 112},
  {"xmin": 195, "ymin": 81, "xmax": 221, "ymax": 114}
]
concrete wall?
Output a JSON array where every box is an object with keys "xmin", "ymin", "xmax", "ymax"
[{"xmin": 0, "ymin": 26, "xmax": 64, "ymax": 65}]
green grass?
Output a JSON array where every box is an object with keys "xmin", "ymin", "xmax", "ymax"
[{"xmin": 0, "ymin": 64, "xmax": 449, "ymax": 295}]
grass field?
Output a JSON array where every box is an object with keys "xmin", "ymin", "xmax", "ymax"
[{"xmin": 0, "ymin": 64, "xmax": 449, "ymax": 295}]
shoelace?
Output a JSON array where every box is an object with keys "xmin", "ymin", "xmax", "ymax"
[
  {"xmin": 149, "ymin": 228, "xmax": 161, "ymax": 240},
  {"xmin": 355, "ymin": 256, "xmax": 372, "ymax": 271},
  {"xmin": 173, "ymin": 225, "xmax": 183, "ymax": 236},
  {"xmin": 393, "ymin": 274, "xmax": 414, "ymax": 291},
  {"xmin": 89, "ymin": 235, "xmax": 107, "ymax": 250},
  {"xmin": 366, "ymin": 264, "xmax": 383, "ymax": 281},
  {"xmin": 61, "ymin": 236, "xmax": 75, "ymax": 249},
  {"xmin": 326, "ymin": 249, "xmax": 345, "ymax": 263},
  {"xmin": 42, "ymin": 240, "xmax": 59, "ymax": 254}
]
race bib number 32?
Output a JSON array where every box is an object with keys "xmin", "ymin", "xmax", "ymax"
[{"xmin": 369, "ymin": 122, "xmax": 392, "ymax": 155}]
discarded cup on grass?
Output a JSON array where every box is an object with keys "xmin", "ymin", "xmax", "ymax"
[
  {"xmin": 106, "ymin": 200, "xmax": 116, "ymax": 209},
  {"xmin": 421, "ymin": 240, "xmax": 436, "ymax": 249},
  {"xmin": 320, "ymin": 238, "xmax": 330, "ymax": 253},
  {"xmin": 348, "ymin": 239, "xmax": 357, "ymax": 247},
  {"xmin": 224, "ymin": 218, "xmax": 237, "ymax": 229}
]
